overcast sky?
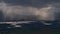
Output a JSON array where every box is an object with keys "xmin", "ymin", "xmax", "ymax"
[
  {"xmin": 2, "ymin": 0, "xmax": 60, "ymax": 8},
  {"xmin": 0, "ymin": 0, "xmax": 60, "ymax": 21}
]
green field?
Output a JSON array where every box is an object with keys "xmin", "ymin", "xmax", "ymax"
[{"xmin": 0, "ymin": 27, "xmax": 59, "ymax": 34}]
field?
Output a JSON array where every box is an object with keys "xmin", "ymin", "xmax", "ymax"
[{"xmin": 0, "ymin": 21, "xmax": 59, "ymax": 34}]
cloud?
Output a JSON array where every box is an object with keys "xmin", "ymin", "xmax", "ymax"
[
  {"xmin": 0, "ymin": 1, "xmax": 55, "ymax": 21},
  {"xmin": 0, "ymin": 0, "xmax": 60, "ymax": 21},
  {"xmin": 2, "ymin": 0, "xmax": 60, "ymax": 8}
]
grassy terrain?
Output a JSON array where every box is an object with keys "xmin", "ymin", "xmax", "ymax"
[
  {"xmin": 0, "ymin": 27, "xmax": 59, "ymax": 34},
  {"xmin": 0, "ymin": 21, "xmax": 60, "ymax": 34}
]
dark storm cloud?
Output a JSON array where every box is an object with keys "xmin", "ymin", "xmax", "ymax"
[
  {"xmin": 0, "ymin": 0, "xmax": 60, "ymax": 22},
  {"xmin": 3, "ymin": 0, "xmax": 60, "ymax": 8}
]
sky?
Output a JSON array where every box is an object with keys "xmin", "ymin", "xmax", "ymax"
[
  {"xmin": 0, "ymin": 0, "xmax": 60, "ymax": 21},
  {"xmin": 0, "ymin": 0, "xmax": 60, "ymax": 26},
  {"xmin": 2, "ymin": 0, "xmax": 59, "ymax": 8}
]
